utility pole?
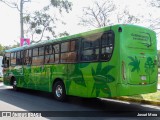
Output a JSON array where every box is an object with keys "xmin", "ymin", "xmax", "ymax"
[
  {"xmin": 20, "ymin": 0, "xmax": 24, "ymax": 38},
  {"xmin": 20, "ymin": 0, "xmax": 30, "ymax": 38}
]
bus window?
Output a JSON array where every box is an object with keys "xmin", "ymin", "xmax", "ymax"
[
  {"xmin": 32, "ymin": 47, "xmax": 44, "ymax": 65},
  {"xmin": 45, "ymin": 45, "xmax": 54, "ymax": 64},
  {"xmin": 61, "ymin": 41, "xmax": 70, "ymax": 63},
  {"xmin": 11, "ymin": 52, "xmax": 16, "ymax": 66},
  {"xmin": 23, "ymin": 49, "xmax": 32, "ymax": 65},
  {"xmin": 53, "ymin": 44, "xmax": 59, "ymax": 53},
  {"xmin": 81, "ymin": 35, "xmax": 100, "ymax": 61},
  {"xmin": 39, "ymin": 46, "xmax": 44, "ymax": 56},
  {"xmin": 16, "ymin": 51, "xmax": 22, "ymax": 65},
  {"xmin": 33, "ymin": 47, "xmax": 38, "ymax": 56},
  {"xmin": 53, "ymin": 44, "xmax": 59, "ymax": 63},
  {"xmin": 45, "ymin": 45, "xmax": 52, "ymax": 55},
  {"xmin": 70, "ymin": 40, "xmax": 76, "ymax": 51},
  {"xmin": 61, "ymin": 42, "xmax": 70, "ymax": 53},
  {"xmin": 61, "ymin": 41, "xmax": 77, "ymax": 63},
  {"xmin": 68, "ymin": 40, "xmax": 77, "ymax": 63},
  {"xmin": 101, "ymin": 32, "xmax": 114, "ymax": 61}
]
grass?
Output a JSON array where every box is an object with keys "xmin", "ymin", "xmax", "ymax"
[{"xmin": 125, "ymin": 91, "xmax": 160, "ymax": 102}]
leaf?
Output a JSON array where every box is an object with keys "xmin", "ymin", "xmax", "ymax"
[
  {"xmin": 96, "ymin": 89, "xmax": 100, "ymax": 97},
  {"xmin": 65, "ymin": 80, "xmax": 72, "ymax": 94},
  {"xmin": 79, "ymin": 63, "xmax": 90, "ymax": 68},
  {"xmin": 91, "ymin": 83, "xmax": 96, "ymax": 95},
  {"xmin": 91, "ymin": 67, "xmax": 96, "ymax": 76},
  {"xmin": 105, "ymin": 75, "xmax": 115, "ymax": 83},
  {"xmin": 101, "ymin": 84, "xmax": 111, "ymax": 97},
  {"xmin": 101, "ymin": 65, "xmax": 114, "ymax": 75},
  {"xmin": 128, "ymin": 56, "xmax": 140, "ymax": 72},
  {"xmin": 73, "ymin": 69, "xmax": 86, "ymax": 87},
  {"xmin": 96, "ymin": 63, "xmax": 102, "ymax": 74},
  {"xmin": 128, "ymin": 56, "xmax": 135, "ymax": 62}
]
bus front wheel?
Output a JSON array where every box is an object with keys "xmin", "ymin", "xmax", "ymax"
[
  {"xmin": 53, "ymin": 81, "xmax": 66, "ymax": 101},
  {"xmin": 12, "ymin": 78, "xmax": 18, "ymax": 91}
]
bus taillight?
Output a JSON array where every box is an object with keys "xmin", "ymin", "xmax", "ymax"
[{"xmin": 122, "ymin": 61, "xmax": 126, "ymax": 80}]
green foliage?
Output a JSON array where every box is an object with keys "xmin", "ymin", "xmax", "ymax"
[
  {"xmin": 51, "ymin": 0, "xmax": 72, "ymax": 13},
  {"xmin": 24, "ymin": 0, "xmax": 72, "ymax": 43},
  {"xmin": 128, "ymin": 56, "xmax": 140, "ymax": 72},
  {"xmin": 0, "ymin": 44, "xmax": 4, "ymax": 56},
  {"xmin": 0, "ymin": 42, "xmax": 20, "ymax": 55}
]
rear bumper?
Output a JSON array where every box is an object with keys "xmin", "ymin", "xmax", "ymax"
[{"xmin": 117, "ymin": 82, "xmax": 157, "ymax": 96}]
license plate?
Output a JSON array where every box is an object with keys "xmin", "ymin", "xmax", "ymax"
[{"xmin": 141, "ymin": 76, "xmax": 146, "ymax": 80}]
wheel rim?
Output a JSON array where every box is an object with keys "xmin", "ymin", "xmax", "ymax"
[{"xmin": 55, "ymin": 85, "xmax": 63, "ymax": 98}]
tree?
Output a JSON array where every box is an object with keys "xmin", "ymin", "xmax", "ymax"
[
  {"xmin": 0, "ymin": 44, "xmax": 4, "ymax": 56},
  {"xmin": 79, "ymin": 0, "xmax": 141, "ymax": 28},
  {"xmin": 24, "ymin": 1, "xmax": 72, "ymax": 43},
  {"xmin": 24, "ymin": 10, "xmax": 56, "ymax": 43},
  {"xmin": 147, "ymin": 0, "xmax": 160, "ymax": 33},
  {"xmin": 148, "ymin": 0, "xmax": 160, "ymax": 7},
  {"xmin": 50, "ymin": 0, "xmax": 72, "ymax": 13},
  {"xmin": 79, "ymin": 0, "xmax": 115, "ymax": 28},
  {"xmin": 116, "ymin": 8, "xmax": 140, "ymax": 24}
]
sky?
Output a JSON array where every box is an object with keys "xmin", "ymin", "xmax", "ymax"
[{"xmin": 0, "ymin": 0, "xmax": 160, "ymax": 49}]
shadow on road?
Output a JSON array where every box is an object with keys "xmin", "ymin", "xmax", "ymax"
[
  {"xmin": 1, "ymin": 86, "xmax": 160, "ymax": 120},
  {"xmin": 0, "ymin": 87, "xmax": 159, "ymax": 112}
]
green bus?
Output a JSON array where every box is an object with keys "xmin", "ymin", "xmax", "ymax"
[{"xmin": 2, "ymin": 24, "xmax": 158, "ymax": 101}]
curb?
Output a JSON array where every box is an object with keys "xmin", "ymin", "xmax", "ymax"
[{"xmin": 113, "ymin": 97, "xmax": 160, "ymax": 106}]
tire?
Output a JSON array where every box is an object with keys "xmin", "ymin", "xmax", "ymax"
[
  {"xmin": 12, "ymin": 78, "xmax": 18, "ymax": 91},
  {"xmin": 53, "ymin": 81, "xmax": 66, "ymax": 101}
]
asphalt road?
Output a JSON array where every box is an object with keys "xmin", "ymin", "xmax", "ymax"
[{"xmin": 0, "ymin": 82, "xmax": 160, "ymax": 120}]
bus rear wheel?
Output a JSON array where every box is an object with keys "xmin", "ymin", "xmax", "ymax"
[{"xmin": 53, "ymin": 81, "xmax": 66, "ymax": 101}]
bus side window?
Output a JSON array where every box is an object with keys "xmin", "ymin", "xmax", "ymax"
[
  {"xmin": 24, "ymin": 49, "xmax": 32, "ymax": 65},
  {"xmin": 11, "ymin": 52, "xmax": 16, "ymax": 66},
  {"xmin": 16, "ymin": 51, "xmax": 22, "ymax": 65},
  {"xmin": 53, "ymin": 44, "xmax": 59, "ymax": 63},
  {"xmin": 45, "ymin": 45, "xmax": 54, "ymax": 64},
  {"xmin": 67, "ymin": 40, "xmax": 77, "ymax": 63},
  {"xmin": 101, "ymin": 32, "xmax": 114, "ymax": 61},
  {"xmin": 23, "ymin": 50, "xmax": 29, "ymax": 65},
  {"xmin": 60, "ymin": 40, "xmax": 77, "ymax": 63},
  {"xmin": 6, "ymin": 57, "xmax": 10, "ymax": 68},
  {"xmin": 81, "ymin": 35, "xmax": 100, "ymax": 61},
  {"xmin": 32, "ymin": 47, "xmax": 39, "ymax": 65},
  {"xmin": 61, "ymin": 41, "xmax": 70, "ymax": 63}
]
